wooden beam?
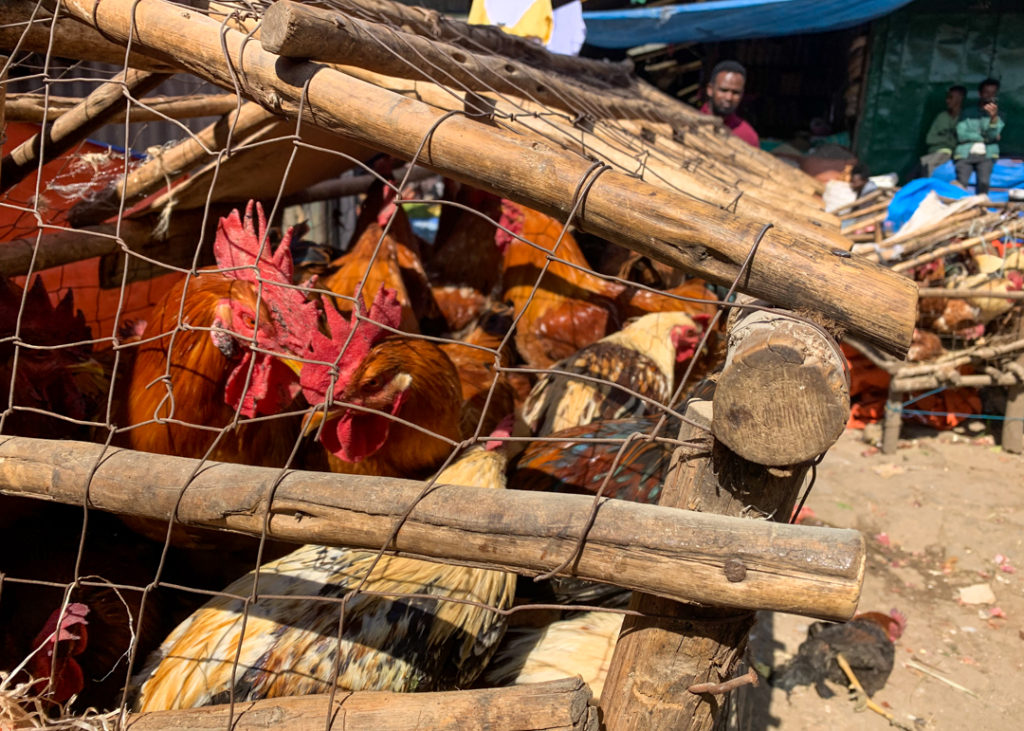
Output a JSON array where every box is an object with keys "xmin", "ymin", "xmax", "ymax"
[
  {"xmin": 59, "ymin": 0, "xmax": 917, "ymax": 356},
  {"xmin": 0, "ymin": 220, "xmax": 150, "ymax": 277},
  {"xmin": 600, "ymin": 384, "xmax": 840, "ymax": 729},
  {"xmin": 0, "ymin": 68, "xmax": 171, "ymax": 192},
  {"xmin": 0, "ymin": 436, "xmax": 863, "ymax": 620},
  {"xmin": 125, "ymin": 678, "xmax": 598, "ymax": 731},
  {"xmin": 312, "ymin": 0, "xmax": 637, "ymax": 92},
  {"xmin": 713, "ymin": 299, "xmax": 850, "ymax": 465},
  {"xmin": 0, "ymin": 0, "xmax": 175, "ymax": 71},
  {"xmin": 261, "ymin": 1, "xmax": 655, "ymax": 120},
  {"xmin": 4, "ymin": 92, "xmax": 244, "ymax": 123}
]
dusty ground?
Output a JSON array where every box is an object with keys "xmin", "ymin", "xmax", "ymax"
[{"xmin": 738, "ymin": 424, "xmax": 1024, "ymax": 730}]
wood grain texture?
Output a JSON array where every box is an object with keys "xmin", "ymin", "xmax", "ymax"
[
  {"xmin": 125, "ymin": 677, "xmax": 597, "ymax": 731},
  {"xmin": 601, "ymin": 390, "xmax": 845, "ymax": 730},
  {"xmin": 713, "ymin": 301, "xmax": 850, "ymax": 465},
  {"xmin": 0, "ymin": 435, "xmax": 862, "ymax": 619}
]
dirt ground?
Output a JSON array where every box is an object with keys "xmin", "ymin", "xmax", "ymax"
[{"xmin": 737, "ymin": 423, "xmax": 1023, "ymax": 730}]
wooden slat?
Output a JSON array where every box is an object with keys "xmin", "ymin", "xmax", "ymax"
[
  {"xmin": 0, "ymin": 436, "xmax": 863, "ymax": 620},
  {"xmin": 125, "ymin": 678, "xmax": 597, "ymax": 731}
]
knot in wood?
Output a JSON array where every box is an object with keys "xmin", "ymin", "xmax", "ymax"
[{"xmin": 723, "ymin": 558, "xmax": 747, "ymax": 582}]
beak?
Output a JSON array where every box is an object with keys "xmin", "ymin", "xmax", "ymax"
[
  {"xmin": 280, "ymin": 357, "xmax": 304, "ymax": 376},
  {"xmin": 302, "ymin": 407, "xmax": 345, "ymax": 437},
  {"xmin": 67, "ymin": 358, "xmax": 106, "ymax": 379}
]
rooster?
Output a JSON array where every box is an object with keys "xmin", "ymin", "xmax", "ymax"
[
  {"xmin": 300, "ymin": 286, "xmax": 463, "ymax": 478},
  {"xmin": 439, "ymin": 303, "xmax": 518, "ymax": 438},
  {"xmin": 129, "ymin": 432, "xmax": 517, "ymax": 711},
  {"xmin": 319, "ymin": 172, "xmax": 438, "ymax": 333},
  {"xmin": 510, "ymin": 415, "xmax": 679, "ymax": 503},
  {"xmin": 483, "ymin": 608, "xmax": 624, "ymax": 699},
  {"xmin": 0, "ymin": 277, "xmax": 105, "ymax": 440},
  {"xmin": 123, "ymin": 201, "xmax": 316, "ymax": 467},
  {"xmin": 772, "ymin": 609, "xmax": 907, "ymax": 698},
  {"xmin": 522, "ymin": 312, "xmax": 706, "ymax": 437},
  {"xmin": 498, "ymin": 200, "xmax": 625, "ymax": 368}
]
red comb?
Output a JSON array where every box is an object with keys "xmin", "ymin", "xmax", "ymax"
[
  {"xmin": 213, "ymin": 201, "xmax": 318, "ymax": 353},
  {"xmin": 300, "ymin": 285, "xmax": 403, "ymax": 406}
]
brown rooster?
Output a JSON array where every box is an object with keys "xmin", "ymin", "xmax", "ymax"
[
  {"xmin": 319, "ymin": 174, "xmax": 437, "ymax": 333},
  {"xmin": 439, "ymin": 303, "xmax": 518, "ymax": 438},
  {"xmin": 299, "ymin": 287, "xmax": 463, "ymax": 478},
  {"xmin": 0, "ymin": 277, "xmax": 105, "ymax": 440},
  {"xmin": 522, "ymin": 311, "xmax": 706, "ymax": 437},
  {"xmin": 129, "ymin": 432, "xmax": 517, "ymax": 711},
  {"xmin": 498, "ymin": 200, "xmax": 625, "ymax": 368},
  {"xmin": 123, "ymin": 202, "xmax": 316, "ymax": 466}
]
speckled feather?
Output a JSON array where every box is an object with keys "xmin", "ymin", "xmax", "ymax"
[
  {"xmin": 131, "ymin": 447, "xmax": 515, "ymax": 711},
  {"xmin": 522, "ymin": 312, "xmax": 700, "ymax": 436}
]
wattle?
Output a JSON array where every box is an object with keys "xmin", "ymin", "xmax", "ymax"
[
  {"xmin": 326, "ymin": 411, "xmax": 392, "ymax": 463},
  {"xmin": 225, "ymin": 352, "xmax": 300, "ymax": 417}
]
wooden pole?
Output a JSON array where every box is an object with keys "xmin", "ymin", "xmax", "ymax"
[
  {"xmin": 0, "ymin": 0, "xmax": 176, "ymax": 72},
  {"xmin": 0, "ymin": 435, "xmax": 863, "ymax": 620},
  {"xmin": 892, "ymin": 217, "xmax": 1024, "ymax": 273},
  {"xmin": 4, "ymin": 92, "xmax": 244, "ymax": 123},
  {"xmin": 0, "ymin": 68, "xmax": 171, "ymax": 192},
  {"xmin": 261, "ymin": 1, "xmax": 655, "ymax": 120},
  {"xmin": 125, "ymin": 678, "xmax": 598, "ymax": 731},
  {"xmin": 712, "ymin": 299, "xmax": 850, "ymax": 465},
  {"xmin": 67, "ymin": 102, "xmax": 278, "ymax": 227},
  {"xmin": 1005, "ymin": 358, "xmax": 1024, "ymax": 455},
  {"xmin": 0, "ymin": 220, "xmax": 150, "ymax": 277},
  {"xmin": 59, "ymin": 0, "xmax": 917, "ymax": 357},
  {"xmin": 600, "ymin": 380, "xmax": 837, "ymax": 729}
]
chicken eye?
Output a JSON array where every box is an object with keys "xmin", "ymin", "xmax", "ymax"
[
  {"xmin": 363, "ymin": 375, "xmax": 384, "ymax": 391},
  {"xmin": 240, "ymin": 312, "xmax": 256, "ymax": 329}
]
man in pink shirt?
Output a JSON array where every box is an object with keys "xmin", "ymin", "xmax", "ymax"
[{"xmin": 700, "ymin": 60, "xmax": 760, "ymax": 148}]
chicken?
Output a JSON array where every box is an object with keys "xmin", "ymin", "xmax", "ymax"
[
  {"xmin": 498, "ymin": 200, "xmax": 625, "ymax": 368},
  {"xmin": 439, "ymin": 303, "xmax": 518, "ymax": 438},
  {"xmin": 300, "ymin": 287, "xmax": 463, "ymax": 478},
  {"xmin": 772, "ymin": 609, "xmax": 907, "ymax": 698},
  {"xmin": 429, "ymin": 180, "xmax": 506, "ymax": 297},
  {"xmin": 0, "ymin": 276, "xmax": 104, "ymax": 440},
  {"xmin": 510, "ymin": 415, "xmax": 678, "ymax": 503},
  {"xmin": 522, "ymin": 312, "xmax": 706, "ymax": 437},
  {"xmin": 26, "ymin": 603, "xmax": 90, "ymax": 705},
  {"xmin": 619, "ymin": 278, "xmax": 719, "ymax": 320},
  {"xmin": 906, "ymin": 327, "xmax": 945, "ymax": 362},
  {"xmin": 320, "ymin": 174, "xmax": 438, "ymax": 333},
  {"xmin": 431, "ymin": 285, "xmax": 488, "ymax": 333},
  {"xmin": 129, "ymin": 437, "xmax": 517, "ymax": 711},
  {"xmin": 123, "ymin": 201, "xmax": 316, "ymax": 467},
  {"xmin": 483, "ymin": 609, "xmax": 624, "ymax": 699}
]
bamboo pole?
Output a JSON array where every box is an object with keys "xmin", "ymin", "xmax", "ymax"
[
  {"xmin": 918, "ymin": 287, "xmax": 1024, "ymax": 300},
  {"xmin": 601, "ymin": 379, "xmax": 837, "ymax": 729},
  {"xmin": 892, "ymin": 217, "xmax": 1024, "ymax": 273},
  {"xmin": 60, "ymin": 0, "xmax": 915, "ymax": 356},
  {"xmin": 4, "ymin": 92, "xmax": 244, "ymax": 123},
  {"xmin": 125, "ymin": 678, "xmax": 598, "ymax": 731},
  {"xmin": 0, "ymin": 435, "xmax": 864, "ymax": 620},
  {"xmin": 0, "ymin": 68, "xmax": 171, "ymax": 192},
  {"xmin": 712, "ymin": 299, "xmax": 850, "ymax": 465}
]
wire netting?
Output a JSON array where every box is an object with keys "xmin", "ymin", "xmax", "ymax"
[{"xmin": 0, "ymin": 0, "xmax": 823, "ymax": 725}]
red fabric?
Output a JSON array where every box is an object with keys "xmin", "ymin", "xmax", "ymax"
[
  {"xmin": 700, "ymin": 102, "xmax": 760, "ymax": 147},
  {"xmin": 842, "ymin": 344, "xmax": 981, "ymax": 430}
]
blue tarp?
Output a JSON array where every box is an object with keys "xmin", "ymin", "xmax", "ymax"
[
  {"xmin": 886, "ymin": 174, "xmax": 1014, "ymax": 233},
  {"xmin": 582, "ymin": 0, "xmax": 916, "ymax": 48},
  {"xmin": 931, "ymin": 159, "xmax": 1024, "ymax": 192}
]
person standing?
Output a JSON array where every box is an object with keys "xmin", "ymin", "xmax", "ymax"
[
  {"xmin": 954, "ymin": 78, "xmax": 1005, "ymax": 195},
  {"xmin": 700, "ymin": 60, "xmax": 759, "ymax": 148},
  {"xmin": 920, "ymin": 84, "xmax": 966, "ymax": 176}
]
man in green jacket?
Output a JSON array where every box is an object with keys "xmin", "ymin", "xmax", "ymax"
[
  {"xmin": 954, "ymin": 78, "xmax": 1005, "ymax": 195},
  {"xmin": 920, "ymin": 85, "xmax": 965, "ymax": 176}
]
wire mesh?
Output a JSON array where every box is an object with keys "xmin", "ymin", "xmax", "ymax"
[{"xmin": 0, "ymin": 0, "xmax": 819, "ymax": 725}]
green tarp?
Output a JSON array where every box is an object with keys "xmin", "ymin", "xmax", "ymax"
[{"xmin": 856, "ymin": 0, "xmax": 1023, "ymax": 182}]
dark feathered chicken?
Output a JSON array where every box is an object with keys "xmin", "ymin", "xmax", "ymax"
[{"xmin": 772, "ymin": 610, "xmax": 907, "ymax": 698}]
